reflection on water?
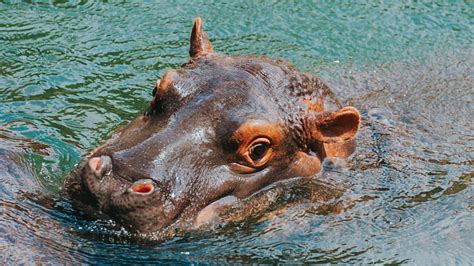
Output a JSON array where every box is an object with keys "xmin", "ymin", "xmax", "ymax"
[{"xmin": 0, "ymin": 1, "xmax": 473, "ymax": 264}]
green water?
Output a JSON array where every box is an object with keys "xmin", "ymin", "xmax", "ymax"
[{"xmin": 0, "ymin": 1, "xmax": 473, "ymax": 264}]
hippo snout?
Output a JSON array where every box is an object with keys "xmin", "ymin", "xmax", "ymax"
[
  {"xmin": 85, "ymin": 155, "xmax": 157, "ymax": 198},
  {"xmin": 81, "ymin": 156, "xmax": 170, "ymax": 232}
]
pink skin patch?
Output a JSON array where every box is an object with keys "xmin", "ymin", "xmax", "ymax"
[
  {"xmin": 195, "ymin": 195, "xmax": 238, "ymax": 229},
  {"xmin": 88, "ymin": 157, "xmax": 101, "ymax": 171}
]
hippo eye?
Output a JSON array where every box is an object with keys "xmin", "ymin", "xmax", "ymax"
[
  {"xmin": 249, "ymin": 142, "xmax": 269, "ymax": 162},
  {"xmin": 244, "ymin": 137, "xmax": 273, "ymax": 167},
  {"xmin": 229, "ymin": 120, "xmax": 282, "ymax": 174}
]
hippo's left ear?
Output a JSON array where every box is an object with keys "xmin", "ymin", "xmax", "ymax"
[
  {"xmin": 189, "ymin": 17, "xmax": 214, "ymax": 58},
  {"xmin": 310, "ymin": 106, "xmax": 361, "ymax": 143}
]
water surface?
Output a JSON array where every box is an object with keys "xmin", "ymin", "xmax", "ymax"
[{"xmin": 0, "ymin": 1, "xmax": 473, "ymax": 264}]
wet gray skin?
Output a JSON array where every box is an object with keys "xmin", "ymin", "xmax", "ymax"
[{"xmin": 64, "ymin": 17, "xmax": 361, "ymax": 235}]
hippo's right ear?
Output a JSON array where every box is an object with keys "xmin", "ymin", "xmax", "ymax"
[
  {"xmin": 189, "ymin": 17, "xmax": 214, "ymax": 58},
  {"xmin": 310, "ymin": 106, "xmax": 361, "ymax": 143}
]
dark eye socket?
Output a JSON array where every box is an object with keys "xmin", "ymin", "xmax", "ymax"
[{"xmin": 249, "ymin": 142, "xmax": 270, "ymax": 162}]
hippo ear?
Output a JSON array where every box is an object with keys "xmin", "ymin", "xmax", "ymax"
[
  {"xmin": 310, "ymin": 106, "xmax": 361, "ymax": 143},
  {"xmin": 189, "ymin": 17, "xmax": 214, "ymax": 58}
]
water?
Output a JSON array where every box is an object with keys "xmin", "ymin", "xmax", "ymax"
[{"xmin": 0, "ymin": 1, "xmax": 473, "ymax": 264}]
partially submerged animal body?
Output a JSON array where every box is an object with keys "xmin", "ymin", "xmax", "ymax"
[{"xmin": 64, "ymin": 17, "xmax": 360, "ymax": 237}]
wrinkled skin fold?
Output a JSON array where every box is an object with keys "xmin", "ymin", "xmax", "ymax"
[{"xmin": 64, "ymin": 17, "xmax": 361, "ymax": 235}]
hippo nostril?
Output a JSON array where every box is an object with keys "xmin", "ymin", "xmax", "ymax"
[
  {"xmin": 88, "ymin": 155, "xmax": 112, "ymax": 178},
  {"xmin": 132, "ymin": 184, "xmax": 153, "ymax": 193},
  {"xmin": 88, "ymin": 157, "xmax": 101, "ymax": 171},
  {"xmin": 129, "ymin": 179, "xmax": 154, "ymax": 195}
]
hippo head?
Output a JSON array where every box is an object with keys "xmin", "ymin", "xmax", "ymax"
[{"xmin": 65, "ymin": 17, "xmax": 360, "ymax": 235}]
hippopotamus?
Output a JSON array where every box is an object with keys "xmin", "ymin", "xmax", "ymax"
[{"xmin": 64, "ymin": 17, "xmax": 361, "ymax": 236}]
